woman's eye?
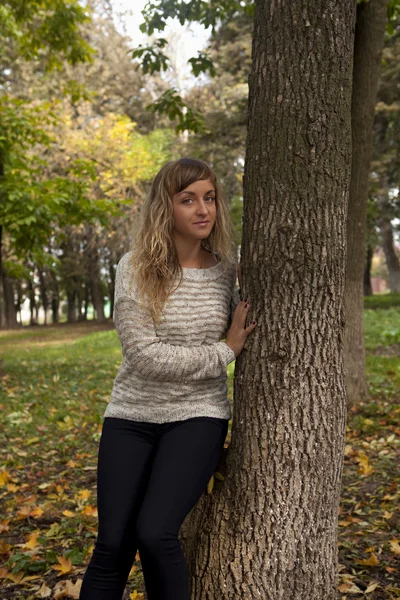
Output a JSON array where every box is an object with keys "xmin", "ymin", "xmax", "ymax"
[{"xmin": 182, "ymin": 196, "xmax": 215, "ymax": 204}]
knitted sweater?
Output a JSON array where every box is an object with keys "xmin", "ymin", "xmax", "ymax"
[{"xmin": 104, "ymin": 250, "xmax": 241, "ymax": 424}]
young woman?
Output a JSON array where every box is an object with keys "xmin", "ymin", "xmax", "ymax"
[{"xmin": 79, "ymin": 157, "xmax": 257, "ymax": 600}]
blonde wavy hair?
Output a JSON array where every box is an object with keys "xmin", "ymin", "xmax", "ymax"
[{"xmin": 129, "ymin": 157, "xmax": 237, "ymax": 325}]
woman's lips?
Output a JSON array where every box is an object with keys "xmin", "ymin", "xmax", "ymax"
[{"xmin": 193, "ymin": 221, "xmax": 210, "ymax": 226}]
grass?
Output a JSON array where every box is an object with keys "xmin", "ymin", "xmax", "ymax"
[{"xmin": 0, "ymin": 308, "xmax": 399, "ymax": 599}]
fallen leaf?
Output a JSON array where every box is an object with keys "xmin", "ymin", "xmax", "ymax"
[
  {"xmin": 0, "ymin": 540, "xmax": 11, "ymax": 555},
  {"xmin": 389, "ymin": 539, "xmax": 400, "ymax": 555},
  {"xmin": 81, "ymin": 505, "xmax": 98, "ymax": 517},
  {"xmin": 52, "ymin": 555, "xmax": 73, "ymax": 575},
  {"xmin": 355, "ymin": 553, "xmax": 379, "ymax": 566},
  {"xmin": 35, "ymin": 581, "xmax": 52, "ymax": 598},
  {"xmin": 53, "ymin": 578, "xmax": 82, "ymax": 599},
  {"xmin": 338, "ymin": 581, "xmax": 363, "ymax": 593},
  {"xmin": 0, "ymin": 470, "xmax": 10, "ymax": 486},
  {"xmin": 24, "ymin": 531, "xmax": 40, "ymax": 549},
  {"xmin": 365, "ymin": 583, "xmax": 379, "ymax": 594},
  {"xmin": 77, "ymin": 489, "xmax": 91, "ymax": 501}
]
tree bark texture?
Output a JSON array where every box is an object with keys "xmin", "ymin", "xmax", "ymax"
[
  {"xmin": 344, "ymin": 0, "xmax": 388, "ymax": 406},
  {"xmin": 181, "ymin": 1, "xmax": 356, "ymax": 599}
]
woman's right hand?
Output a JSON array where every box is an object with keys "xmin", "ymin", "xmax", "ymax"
[{"xmin": 225, "ymin": 299, "xmax": 257, "ymax": 358}]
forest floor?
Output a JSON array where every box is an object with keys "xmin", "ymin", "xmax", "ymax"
[{"xmin": 0, "ymin": 310, "xmax": 399, "ymax": 600}]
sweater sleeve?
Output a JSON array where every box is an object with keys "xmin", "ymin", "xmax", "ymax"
[{"xmin": 112, "ymin": 255, "xmax": 236, "ymax": 382}]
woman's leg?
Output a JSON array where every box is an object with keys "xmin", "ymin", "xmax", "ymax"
[
  {"xmin": 79, "ymin": 417, "xmax": 158, "ymax": 600},
  {"xmin": 135, "ymin": 417, "xmax": 229, "ymax": 600}
]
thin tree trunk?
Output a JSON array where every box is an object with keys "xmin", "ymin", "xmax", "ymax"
[
  {"xmin": 0, "ymin": 225, "xmax": 5, "ymax": 329},
  {"xmin": 109, "ymin": 259, "xmax": 116, "ymax": 319},
  {"xmin": 86, "ymin": 227, "xmax": 105, "ymax": 321},
  {"xmin": 344, "ymin": 0, "xmax": 388, "ymax": 406},
  {"xmin": 181, "ymin": 2, "xmax": 355, "ymax": 598},
  {"xmin": 377, "ymin": 177, "xmax": 400, "ymax": 292},
  {"xmin": 27, "ymin": 278, "xmax": 38, "ymax": 326},
  {"xmin": 364, "ymin": 245, "xmax": 373, "ymax": 296},
  {"xmin": 49, "ymin": 268, "xmax": 60, "ymax": 324},
  {"xmin": 83, "ymin": 282, "xmax": 90, "ymax": 320},
  {"xmin": 38, "ymin": 266, "xmax": 49, "ymax": 325},
  {"xmin": 67, "ymin": 290, "xmax": 77, "ymax": 323},
  {"xmin": 1, "ymin": 271, "xmax": 18, "ymax": 329}
]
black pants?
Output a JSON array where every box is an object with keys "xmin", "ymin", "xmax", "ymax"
[{"xmin": 79, "ymin": 415, "xmax": 229, "ymax": 600}]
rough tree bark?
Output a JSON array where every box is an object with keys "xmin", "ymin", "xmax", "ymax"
[
  {"xmin": 180, "ymin": 1, "xmax": 356, "ymax": 598},
  {"xmin": 344, "ymin": 0, "xmax": 388, "ymax": 406}
]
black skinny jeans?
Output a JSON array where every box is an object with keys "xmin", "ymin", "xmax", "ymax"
[{"xmin": 79, "ymin": 415, "xmax": 229, "ymax": 600}]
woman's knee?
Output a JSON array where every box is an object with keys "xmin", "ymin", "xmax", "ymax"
[
  {"xmin": 90, "ymin": 538, "xmax": 126, "ymax": 569},
  {"xmin": 136, "ymin": 520, "xmax": 177, "ymax": 555}
]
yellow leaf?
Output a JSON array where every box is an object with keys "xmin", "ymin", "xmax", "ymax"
[
  {"xmin": 338, "ymin": 582, "xmax": 363, "ymax": 593},
  {"xmin": 355, "ymin": 451, "xmax": 374, "ymax": 476},
  {"xmin": 128, "ymin": 565, "xmax": 139, "ymax": 578},
  {"xmin": 81, "ymin": 505, "xmax": 98, "ymax": 517},
  {"xmin": 52, "ymin": 555, "xmax": 73, "ymax": 576},
  {"xmin": 0, "ymin": 470, "xmax": 10, "ymax": 487},
  {"xmin": 338, "ymin": 519, "xmax": 352, "ymax": 527},
  {"xmin": 24, "ymin": 531, "xmax": 40, "ymax": 550},
  {"xmin": 214, "ymin": 471, "xmax": 225, "ymax": 481},
  {"xmin": 53, "ymin": 578, "xmax": 82, "ymax": 599},
  {"xmin": 36, "ymin": 581, "xmax": 52, "ymax": 598},
  {"xmin": 344, "ymin": 445, "xmax": 356, "ymax": 457},
  {"xmin": 383, "ymin": 511, "xmax": 393, "ymax": 519},
  {"xmin": 63, "ymin": 510, "xmax": 75, "ymax": 518},
  {"xmin": 31, "ymin": 506, "xmax": 44, "ymax": 518},
  {"xmin": 7, "ymin": 483, "xmax": 19, "ymax": 492},
  {"xmin": 0, "ymin": 520, "xmax": 10, "ymax": 533},
  {"xmin": 77, "ymin": 489, "xmax": 91, "ymax": 501},
  {"xmin": 130, "ymin": 591, "xmax": 144, "ymax": 599},
  {"xmin": 355, "ymin": 553, "xmax": 379, "ymax": 566},
  {"xmin": 389, "ymin": 539, "xmax": 400, "ymax": 555},
  {"xmin": 365, "ymin": 583, "xmax": 379, "ymax": 594},
  {"xmin": 206, "ymin": 474, "xmax": 214, "ymax": 495},
  {"xmin": 7, "ymin": 571, "xmax": 25, "ymax": 584},
  {"xmin": 0, "ymin": 540, "xmax": 11, "ymax": 555}
]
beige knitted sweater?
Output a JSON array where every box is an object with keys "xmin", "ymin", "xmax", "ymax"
[{"xmin": 104, "ymin": 250, "xmax": 240, "ymax": 423}]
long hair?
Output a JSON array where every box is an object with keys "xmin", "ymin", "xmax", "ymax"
[{"xmin": 129, "ymin": 157, "xmax": 237, "ymax": 325}]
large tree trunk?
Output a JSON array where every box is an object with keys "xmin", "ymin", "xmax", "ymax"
[
  {"xmin": 181, "ymin": 2, "xmax": 355, "ymax": 598},
  {"xmin": 344, "ymin": 0, "xmax": 388, "ymax": 407}
]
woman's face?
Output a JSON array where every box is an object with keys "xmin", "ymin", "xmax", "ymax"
[{"xmin": 171, "ymin": 179, "xmax": 216, "ymax": 241}]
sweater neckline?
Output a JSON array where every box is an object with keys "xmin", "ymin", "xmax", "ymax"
[{"xmin": 181, "ymin": 253, "xmax": 226, "ymax": 281}]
